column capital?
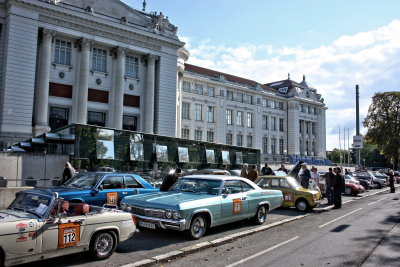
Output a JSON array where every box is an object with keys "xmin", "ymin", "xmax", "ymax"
[
  {"xmin": 146, "ymin": 54, "xmax": 159, "ymax": 62},
  {"xmin": 79, "ymin": 38, "xmax": 93, "ymax": 51},
  {"xmin": 42, "ymin": 28, "xmax": 56, "ymax": 40},
  {"xmin": 117, "ymin": 46, "xmax": 126, "ymax": 56}
]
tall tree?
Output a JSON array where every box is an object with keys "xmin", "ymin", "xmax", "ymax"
[{"xmin": 363, "ymin": 92, "xmax": 400, "ymax": 169}]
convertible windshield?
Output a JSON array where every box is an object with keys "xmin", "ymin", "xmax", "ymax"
[
  {"xmin": 64, "ymin": 173, "xmax": 104, "ymax": 188},
  {"xmin": 170, "ymin": 178, "xmax": 222, "ymax": 195},
  {"xmin": 9, "ymin": 193, "xmax": 52, "ymax": 217}
]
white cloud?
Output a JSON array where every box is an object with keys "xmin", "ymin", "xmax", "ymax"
[{"xmin": 183, "ymin": 19, "xmax": 400, "ymax": 150}]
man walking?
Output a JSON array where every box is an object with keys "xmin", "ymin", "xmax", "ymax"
[
  {"xmin": 298, "ymin": 163, "xmax": 311, "ymax": 189},
  {"xmin": 333, "ymin": 168, "xmax": 345, "ymax": 209}
]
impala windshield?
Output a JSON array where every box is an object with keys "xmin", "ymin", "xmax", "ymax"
[{"xmin": 170, "ymin": 178, "xmax": 222, "ymax": 195}]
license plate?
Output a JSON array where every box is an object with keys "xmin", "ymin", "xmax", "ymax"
[{"xmin": 138, "ymin": 221, "xmax": 156, "ymax": 229}]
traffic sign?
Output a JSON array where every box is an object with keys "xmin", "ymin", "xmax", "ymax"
[{"xmin": 353, "ymin": 135, "xmax": 363, "ymax": 149}]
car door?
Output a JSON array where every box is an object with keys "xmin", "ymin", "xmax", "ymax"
[
  {"xmin": 279, "ymin": 179, "xmax": 295, "ymax": 207},
  {"xmin": 94, "ymin": 175, "xmax": 125, "ymax": 206},
  {"xmin": 220, "ymin": 180, "xmax": 249, "ymax": 224},
  {"xmin": 123, "ymin": 175, "xmax": 143, "ymax": 198},
  {"xmin": 3, "ymin": 219, "xmax": 38, "ymax": 257}
]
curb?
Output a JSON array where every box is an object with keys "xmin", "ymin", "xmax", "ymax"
[{"xmin": 120, "ymin": 186, "xmax": 396, "ymax": 267}]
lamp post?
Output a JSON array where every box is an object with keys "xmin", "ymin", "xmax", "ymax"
[{"xmin": 363, "ymin": 158, "xmax": 366, "ymax": 170}]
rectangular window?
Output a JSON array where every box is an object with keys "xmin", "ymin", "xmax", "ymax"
[
  {"xmin": 49, "ymin": 107, "xmax": 69, "ymax": 130},
  {"xmin": 87, "ymin": 111, "xmax": 106, "ymax": 126},
  {"xmin": 195, "ymin": 104, "xmax": 202, "ymax": 121},
  {"xmin": 246, "ymin": 94, "xmax": 253, "ymax": 104},
  {"xmin": 236, "ymin": 111, "xmax": 243, "ymax": 126},
  {"xmin": 272, "ymin": 117, "xmax": 276, "ymax": 131},
  {"xmin": 181, "ymin": 129, "xmax": 190, "ymax": 139},
  {"xmin": 227, "ymin": 90, "xmax": 234, "ymax": 100},
  {"xmin": 207, "ymin": 86, "xmax": 215, "ymax": 97},
  {"xmin": 279, "ymin": 139, "xmax": 284, "ymax": 155},
  {"xmin": 220, "ymin": 90, "xmax": 225, "ymax": 97},
  {"xmin": 195, "ymin": 84, "xmax": 204, "ymax": 95},
  {"xmin": 207, "ymin": 106, "xmax": 214, "ymax": 122},
  {"xmin": 226, "ymin": 109, "xmax": 232, "ymax": 125},
  {"xmin": 237, "ymin": 134, "xmax": 243, "ymax": 147},
  {"xmin": 122, "ymin": 115, "xmax": 137, "ymax": 131},
  {"xmin": 54, "ymin": 39, "xmax": 71, "ymax": 65},
  {"xmin": 194, "ymin": 130, "xmax": 202, "ymax": 141},
  {"xmin": 182, "ymin": 102, "xmax": 190, "ymax": 119},
  {"xmin": 314, "ymin": 108, "xmax": 318, "ymax": 115},
  {"xmin": 236, "ymin": 93, "xmax": 243, "ymax": 102},
  {"xmin": 262, "ymin": 137, "xmax": 268, "ymax": 154},
  {"xmin": 207, "ymin": 131, "xmax": 214, "ymax": 142},
  {"xmin": 309, "ymin": 106, "xmax": 313, "ymax": 114},
  {"xmin": 247, "ymin": 113, "xmax": 253, "ymax": 128},
  {"xmin": 262, "ymin": 99, "xmax": 267, "ymax": 107},
  {"xmin": 263, "ymin": 115, "xmax": 268, "ymax": 130},
  {"xmin": 182, "ymin": 81, "xmax": 191, "ymax": 92},
  {"xmin": 92, "ymin": 48, "xmax": 107, "ymax": 72},
  {"xmin": 300, "ymin": 104, "xmax": 304, "ymax": 112},
  {"xmin": 312, "ymin": 123, "xmax": 316, "ymax": 134},
  {"xmin": 299, "ymin": 120, "xmax": 303, "ymax": 133},
  {"xmin": 125, "ymin": 55, "xmax": 139, "ymax": 78},
  {"xmin": 271, "ymin": 138, "xmax": 276, "ymax": 154},
  {"xmin": 226, "ymin": 133, "xmax": 233, "ymax": 145},
  {"xmin": 279, "ymin": 102, "xmax": 284, "ymax": 110},
  {"xmin": 306, "ymin": 122, "xmax": 309, "ymax": 134},
  {"xmin": 247, "ymin": 135, "xmax": 253, "ymax": 148},
  {"xmin": 279, "ymin": 118, "xmax": 284, "ymax": 132},
  {"xmin": 270, "ymin": 100, "xmax": 276, "ymax": 109}
]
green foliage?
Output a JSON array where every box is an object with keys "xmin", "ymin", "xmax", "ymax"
[{"xmin": 363, "ymin": 91, "xmax": 400, "ymax": 169}]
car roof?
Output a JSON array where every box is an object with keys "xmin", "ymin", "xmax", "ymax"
[{"xmin": 182, "ymin": 174, "xmax": 249, "ymax": 181}]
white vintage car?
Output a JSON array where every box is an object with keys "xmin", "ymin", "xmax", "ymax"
[{"xmin": 0, "ymin": 191, "xmax": 136, "ymax": 267}]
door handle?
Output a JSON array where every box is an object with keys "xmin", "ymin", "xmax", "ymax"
[{"xmin": 242, "ymin": 197, "xmax": 247, "ymax": 200}]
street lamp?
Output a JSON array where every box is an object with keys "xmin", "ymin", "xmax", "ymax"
[{"xmin": 363, "ymin": 158, "xmax": 366, "ymax": 169}]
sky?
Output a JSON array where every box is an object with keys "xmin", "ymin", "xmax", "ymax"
[{"xmin": 122, "ymin": 0, "xmax": 400, "ymax": 151}]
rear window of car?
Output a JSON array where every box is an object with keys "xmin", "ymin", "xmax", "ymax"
[{"xmin": 257, "ymin": 178, "xmax": 270, "ymax": 187}]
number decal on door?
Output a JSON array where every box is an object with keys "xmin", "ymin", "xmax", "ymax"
[
  {"xmin": 107, "ymin": 192, "xmax": 118, "ymax": 205},
  {"xmin": 58, "ymin": 222, "xmax": 80, "ymax": 249},
  {"xmin": 232, "ymin": 198, "xmax": 242, "ymax": 214}
]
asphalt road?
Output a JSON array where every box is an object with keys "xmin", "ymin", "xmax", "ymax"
[
  {"xmin": 157, "ymin": 190, "xmax": 400, "ymax": 267},
  {"xmin": 19, "ymin": 187, "xmax": 399, "ymax": 267}
]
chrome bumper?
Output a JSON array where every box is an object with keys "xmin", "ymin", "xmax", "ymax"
[{"xmin": 134, "ymin": 214, "xmax": 186, "ymax": 231}]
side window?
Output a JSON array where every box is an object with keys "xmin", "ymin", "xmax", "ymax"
[
  {"xmin": 125, "ymin": 176, "xmax": 143, "ymax": 189},
  {"xmin": 224, "ymin": 180, "xmax": 243, "ymax": 194},
  {"xmin": 257, "ymin": 178, "xmax": 270, "ymax": 187},
  {"xmin": 271, "ymin": 179, "xmax": 280, "ymax": 188},
  {"xmin": 240, "ymin": 181, "xmax": 254, "ymax": 192},
  {"xmin": 280, "ymin": 179, "xmax": 290, "ymax": 188},
  {"xmin": 101, "ymin": 176, "xmax": 124, "ymax": 189}
]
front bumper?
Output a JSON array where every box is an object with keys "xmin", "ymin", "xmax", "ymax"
[
  {"xmin": 134, "ymin": 214, "xmax": 186, "ymax": 231},
  {"xmin": 312, "ymin": 199, "xmax": 322, "ymax": 207}
]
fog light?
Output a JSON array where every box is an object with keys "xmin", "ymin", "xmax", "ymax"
[
  {"xmin": 165, "ymin": 210, "xmax": 172, "ymax": 219},
  {"xmin": 172, "ymin": 210, "xmax": 180, "ymax": 220}
]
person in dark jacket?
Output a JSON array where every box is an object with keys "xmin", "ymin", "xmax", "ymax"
[
  {"xmin": 160, "ymin": 168, "xmax": 182, "ymax": 192},
  {"xmin": 60, "ymin": 162, "xmax": 76, "ymax": 185},
  {"xmin": 388, "ymin": 170, "xmax": 395, "ymax": 193},
  {"xmin": 298, "ymin": 163, "xmax": 311, "ymax": 189},
  {"xmin": 277, "ymin": 164, "xmax": 288, "ymax": 174},
  {"xmin": 325, "ymin": 167, "xmax": 335, "ymax": 205},
  {"xmin": 261, "ymin": 163, "xmax": 274, "ymax": 175},
  {"xmin": 247, "ymin": 165, "xmax": 259, "ymax": 182},
  {"xmin": 333, "ymin": 168, "xmax": 345, "ymax": 209}
]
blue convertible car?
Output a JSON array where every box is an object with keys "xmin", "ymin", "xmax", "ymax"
[{"xmin": 20, "ymin": 172, "xmax": 159, "ymax": 206}]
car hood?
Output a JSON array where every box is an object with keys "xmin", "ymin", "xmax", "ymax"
[
  {"xmin": 296, "ymin": 187, "xmax": 319, "ymax": 195},
  {"xmin": 121, "ymin": 192, "xmax": 215, "ymax": 209},
  {"xmin": 0, "ymin": 209, "xmax": 37, "ymax": 223},
  {"xmin": 23, "ymin": 186, "xmax": 90, "ymax": 195}
]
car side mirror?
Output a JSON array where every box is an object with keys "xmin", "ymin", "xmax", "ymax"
[{"xmin": 91, "ymin": 189, "xmax": 100, "ymax": 196}]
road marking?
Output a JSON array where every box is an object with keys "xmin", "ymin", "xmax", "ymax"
[
  {"xmin": 368, "ymin": 197, "xmax": 388, "ymax": 205},
  {"xmin": 226, "ymin": 236, "xmax": 299, "ymax": 267},
  {"xmin": 318, "ymin": 208, "xmax": 362, "ymax": 228}
]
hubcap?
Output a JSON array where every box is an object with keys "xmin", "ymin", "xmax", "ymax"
[
  {"xmin": 297, "ymin": 201, "xmax": 307, "ymax": 211},
  {"xmin": 258, "ymin": 206, "xmax": 267, "ymax": 222},
  {"xmin": 96, "ymin": 234, "xmax": 113, "ymax": 256},
  {"xmin": 345, "ymin": 187, "xmax": 352, "ymax": 195},
  {"xmin": 192, "ymin": 217, "xmax": 205, "ymax": 238}
]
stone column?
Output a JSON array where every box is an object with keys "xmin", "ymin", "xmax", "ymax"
[
  {"xmin": 113, "ymin": 47, "xmax": 126, "ymax": 129},
  {"xmin": 301, "ymin": 120, "xmax": 306, "ymax": 155},
  {"xmin": 309, "ymin": 122, "xmax": 313, "ymax": 156},
  {"xmin": 76, "ymin": 38, "xmax": 92, "ymax": 124},
  {"xmin": 34, "ymin": 29, "xmax": 55, "ymax": 135},
  {"xmin": 144, "ymin": 55, "xmax": 157, "ymax": 134}
]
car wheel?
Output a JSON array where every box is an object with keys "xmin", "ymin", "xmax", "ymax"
[
  {"xmin": 375, "ymin": 183, "xmax": 382, "ymax": 189},
  {"xmin": 252, "ymin": 205, "xmax": 268, "ymax": 225},
  {"xmin": 295, "ymin": 199, "xmax": 310, "ymax": 212},
  {"xmin": 345, "ymin": 187, "xmax": 352, "ymax": 195},
  {"xmin": 186, "ymin": 214, "xmax": 207, "ymax": 240},
  {"xmin": 89, "ymin": 231, "xmax": 116, "ymax": 260}
]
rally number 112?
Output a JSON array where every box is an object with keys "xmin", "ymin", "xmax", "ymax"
[{"xmin": 63, "ymin": 232, "xmax": 76, "ymax": 244}]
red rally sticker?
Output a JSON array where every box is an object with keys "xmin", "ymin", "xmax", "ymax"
[
  {"xmin": 16, "ymin": 223, "xmax": 28, "ymax": 229},
  {"xmin": 16, "ymin": 235, "xmax": 27, "ymax": 242}
]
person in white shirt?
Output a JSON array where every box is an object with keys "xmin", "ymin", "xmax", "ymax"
[{"xmin": 310, "ymin": 166, "xmax": 321, "ymax": 193}]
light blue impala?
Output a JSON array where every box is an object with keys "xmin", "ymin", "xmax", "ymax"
[{"xmin": 120, "ymin": 175, "xmax": 283, "ymax": 239}]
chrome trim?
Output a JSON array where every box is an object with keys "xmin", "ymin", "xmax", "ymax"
[{"xmin": 135, "ymin": 214, "xmax": 186, "ymax": 231}]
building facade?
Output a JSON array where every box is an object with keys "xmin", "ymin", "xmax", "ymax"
[
  {"xmin": 177, "ymin": 61, "xmax": 327, "ymax": 163},
  {"xmin": 0, "ymin": 0, "xmax": 183, "ymax": 148}
]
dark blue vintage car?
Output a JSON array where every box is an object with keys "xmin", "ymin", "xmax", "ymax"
[{"xmin": 20, "ymin": 172, "xmax": 159, "ymax": 206}]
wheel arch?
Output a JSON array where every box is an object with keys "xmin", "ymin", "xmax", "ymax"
[
  {"xmin": 257, "ymin": 201, "xmax": 270, "ymax": 211},
  {"xmin": 189, "ymin": 209, "xmax": 213, "ymax": 229},
  {"xmin": 89, "ymin": 227, "xmax": 120, "ymax": 244}
]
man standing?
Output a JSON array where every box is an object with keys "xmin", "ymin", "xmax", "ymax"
[
  {"xmin": 160, "ymin": 168, "xmax": 182, "ymax": 191},
  {"xmin": 310, "ymin": 167, "xmax": 321, "ymax": 193},
  {"xmin": 240, "ymin": 163, "xmax": 249, "ymax": 178},
  {"xmin": 277, "ymin": 164, "xmax": 288, "ymax": 174},
  {"xmin": 261, "ymin": 163, "xmax": 274, "ymax": 175},
  {"xmin": 389, "ymin": 170, "xmax": 395, "ymax": 193},
  {"xmin": 325, "ymin": 167, "xmax": 335, "ymax": 205},
  {"xmin": 298, "ymin": 163, "xmax": 311, "ymax": 189},
  {"xmin": 247, "ymin": 165, "xmax": 259, "ymax": 182},
  {"xmin": 333, "ymin": 168, "xmax": 345, "ymax": 209}
]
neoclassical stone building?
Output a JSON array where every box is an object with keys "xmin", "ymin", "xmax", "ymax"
[
  {"xmin": 0, "ymin": 0, "xmax": 183, "ymax": 147},
  {"xmin": 176, "ymin": 57, "xmax": 327, "ymax": 163}
]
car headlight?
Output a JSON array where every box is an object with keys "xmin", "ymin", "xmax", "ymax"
[
  {"xmin": 172, "ymin": 210, "xmax": 180, "ymax": 220},
  {"xmin": 165, "ymin": 209, "xmax": 172, "ymax": 219}
]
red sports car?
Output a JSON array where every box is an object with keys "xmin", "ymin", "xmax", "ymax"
[{"xmin": 344, "ymin": 175, "xmax": 365, "ymax": 196}]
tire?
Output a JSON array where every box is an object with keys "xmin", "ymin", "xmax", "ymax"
[
  {"xmin": 186, "ymin": 214, "xmax": 207, "ymax": 240},
  {"xmin": 375, "ymin": 182, "xmax": 382, "ymax": 189},
  {"xmin": 345, "ymin": 187, "xmax": 352, "ymax": 196},
  {"xmin": 295, "ymin": 199, "xmax": 310, "ymax": 212},
  {"xmin": 89, "ymin": 231, "xmax": 116, "ymax": 260},
  {"xmin": 252, "ymin": 205, "xmax": 268, "ymax": 225}
]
